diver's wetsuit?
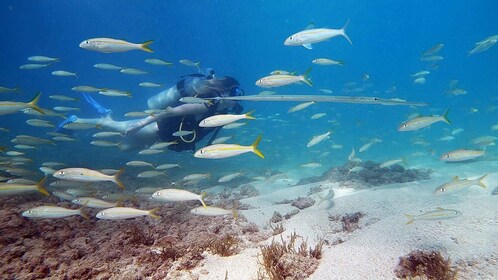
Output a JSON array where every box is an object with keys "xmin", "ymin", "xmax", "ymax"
[{"xmin": 156, "ymin": 73, "xmax": 243, "ymax": 152}]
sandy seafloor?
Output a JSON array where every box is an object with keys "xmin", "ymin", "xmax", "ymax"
[{"xmin": 186, "ymin": 159, "xmax": 498, "ymax": 280}]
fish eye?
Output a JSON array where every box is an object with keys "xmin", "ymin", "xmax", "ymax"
[
  {"xmin": 445, "ymin": 154, "xmax": 450, "ymax": 158},
  {"xmin": 373, "ymin": 97, "xmax": 379, "ymax": 101},
  {"xmin": 59, "ymin": 171, "xmax": 65, "ymax": 175},
  {"xmin": 85, "ymin": 40, "xmax": 89, "ymax": 44},
  {"xmin": 440, "ymin": 188, "xmax": 445, "ymax": 192},
  {"xmin": 289, "ymin": 36, "xmax": 293, "ymax": 40}
]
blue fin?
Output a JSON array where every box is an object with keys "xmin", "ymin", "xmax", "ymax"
[{"xmin": 83, "ymin": 93, "xmax": 112, "ymax": 116}]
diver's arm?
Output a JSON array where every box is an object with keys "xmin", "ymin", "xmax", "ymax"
[{"xmin": 125, "ymin": 104, "xmax": 210, "ymax": 135}]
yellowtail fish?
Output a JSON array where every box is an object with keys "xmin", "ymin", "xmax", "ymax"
[
  {"xmin": 49, "ymin": 95, "xmax": 79, "ymax": 102},
  {"xmin": 96, "ymin": 207, "xmax": 160, "ymax": 220},
  {"xmin": 434, "ymin": 175, "xmax": 487, "ymax": 194},
  {"xmin": 440, "ymin": 149, "xmax": 485, "ymax": 162},
  {"xmin": 179, "ymin": 96, "xmax": 212, "ymax": 105},
  {"xmin": 139, "ymin": 82, "xmax": 163, "ymax": 88},
  {"xmin": 284, "ymin": 19, "xmax": 352, "ymax": 49},
  {"xmin": 312, "ymin": 58, "xmax": 344, "ymax": 66},
  {"xmin": 138, "ymin": 149, "xmax": 163, "ymax": 155},
  {"xmin": 256, "ymin": 68, "xmax": 313, "ymax": 88},
  {"xmin": 53, "ymin": 168, "xmax": 125, "ymax": 189},
  {"xmin": 63, "ymin": 122, "xmax": 101, "ymax": 130},
  {"xmin": 79, "ymin": 38, "xmax": 153, "ymax": 53},
  {"xmin": 311, "ymin": 113, "xmax": 327, "ymax": 119},
  {"xmin": 22, "ymin": 205, "xmax": 88, "ymax": 219},
  {"xmin": 194, "ymin": 135, "xmax": 264, "ymax": 159},
  {"xmin": 199, "ymin": 110, "xmax": 255, "ymax": 127},
  {"xmin": 212, "ymin": 136, "xmax": 232, "ymax": 144},
  {"xmin": 53, "ymin": 136, "xmax": 76, "ymax": 142},
  {"xmin": 0, "ymin": 86, "xmax": 21, "ymax": 93},
  {"xmin": 179, "ymin": 59, "xmax": 200, "ymax": 70},
  {"xmin": 120, "ymin": 68, "xmax": 147, "ymax": 75},
  {"xmin": 93, "ymin": 63, "xmax": 123, "ymax": 70},
  {"xmin": 72, "ymin": 197, "xmax": 120, "ymax": 208},
  {"xmin": 22, "ymin": 108, "xmax": 65, "ymax": 118},
  {"xmin": 398, "ymin": 109, "xmax": 450, "ymax": 131},
  {"xmin": 6, "ymin": 178, "xmax": 36, "ymax": 184},
  {"xmin": 149, "ymin": 141, "xmax": 177, "ymax": 150},
  {"xmin": 90, "ymin": 140, "xmax": 123, "ymax": 148},
  {"xmin": 0, "ymin": 92, "xmax": 44, "ymax": 115},
  {"xmin": 137, "ymin": 171, "xmax": 166, "ymax": 178},
  {"xmin": 379, "ymin": 158, "xmax": 406, "ymax": 168},
  {"xmin": 28, "ymin": 55, "xmax": 59, "ymax": 63},
  {"xmin": 190, "ymin": 206, "xmax": 237, "ymax": 218},
  {"xmin": 93, "ymin": 131, "xmax": 123, "ymax": 138},
  {"xmin": 26, "ymin": 119, "xmax": 54, "ymax": 128},
  {"xmin": 14, "ymin": 144, "xmax": 36, "ymax": 150},
  {"xmin": 126, "ymin": 160, "xmax": 154, "ymax": 168},
  {"xmin": 222, "ymin": 122, "xmax": 246, "ymax": 129},
  {"xmin": 183, "ymin": 173, "xmax": 210, "ymax": 181},
  {"xmin": 19, "ymin": 64, "xmax": 49, "ymax": 70},
  {"xmin": 307, "ymin": 131, "xmax": 332, "ymax": 148},
  {"xmin": 172, "ymin": 130, "xmax": 194, "ymax": 137},
  {"xmin": 11, "ymin": 135, "xmax": 54, "ymax": 145},
  {"xmin": 51, "ymin": 70, "xmax": 77, "ymax": 78},
  {"xmin": 152, "ymin": 189, "xmax": 207, "ymax": 208},
  {"xmin": 53, "ymin": 106, "xmax": 80, "ymax": 112},
  {"xmin": 145, "ymin": 58, "xmax": 173, "ymax": 66},
  {"xmin": 359, "ymin": 139, "xmax": 382, "ymax": 153},
  {"xmin": 289, "ymin": 101, "xmax": 315, "ymax": 113},
  {"xmin": 404, "ymin": 207, "xmax": 461, "ymax": 224},
  {"xmin": 0, "ymin": 177, "xmax": 48, "ymax": 196}
]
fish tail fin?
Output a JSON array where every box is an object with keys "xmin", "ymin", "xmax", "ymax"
[
  {"xmin": 200, "ymin": 192, "xmax": 208, "ymax": 208},
  {"xmin": 15, "ymin": 86, "xmax": 22, "ymax": 93},
  {"xmin": 36, "ymin": 176, "xmax": 50, "ymax": 196},
  {"xmin": 337, "ymin": 60, "xmax": 345, "ymax": 66},
  {"xmin": 79, "ymin": 203, "xmax": 90, "ymax": 220},
  {"xmin": 301, "ymin": 67, "xmax": 313, "ymax": 87},
  {"xmin": 140, "ymin": 40, "xmax": 154, "ymax": 53},
  {"xmin": 113, "ymin": 168, "xmax": 125, "ymax": 189},
  {"xmin": 442, "ymin": 108, "xmax": 451, "ymax": 125},
  {"xmin": 148, "ymin": 207, "xmax": 161, "ymax": 220},
  {"xmin": 195, "ymin": 61, "xmax": 201, "ymax": 70},
  {"xmin": 477, "ymin": 174, "xmax": 488, "ymax": 188},
  {"xmin": 28, "ymin": 92, "xmax": 45, "ymax": 115},
  {"xmin": 251, "ymin": 135, "xmax": 265, "ymax": 159},
  {"xmin": 340, "ymin": 19, "xmax": 353, "ymax": 45},
  {"xmin": 0, "ymin": 146, "xmax": 6, "ymax": 153},
  {"xmin": 404, "ymin": 214, "xmax": 414, "ymax": 225},
  {"xmin": 244, "ymin": 110, "xmax": 256, "ymax": 120}
]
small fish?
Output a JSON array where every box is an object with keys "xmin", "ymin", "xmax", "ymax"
[
  {"xmin": 0, "ymin": 92, "xmax": 44, "ymax": 115},
  {"xmin": 359, "ymin": 139, "xmax": 381, "ymax": 153},
  {"xmin": 420, "ymin": 55, "xmax": 444, "ymax": 62},
  {"xmin": 52, "ymin": 136, "xmax": 76, "ymax": 142},
  {"xmin": 379, "ymin": 158, "xmax": 405, "ymax": 168},
  {"xmin": 93, "ymin": 131, "xmax": 123, "ymax": 138},
  {"xmin": 312, "ymin": 58, "xmax": 344, "ymax": 66},
  {"xmin": 413, "ymin": 77, "xmax": 426, "ymax": 84},
  {"xmin": 80, "ymin": 38, "xmax": 153, "ymax": 53},
  {"xmin": 155, "ymin": 163, "xmax": 180, "ymax": 170},
  {"xmin": 307, "ymin": 131, "xmax": 332, "ymax": 148},
  {"xmin": 90, "ymin": 140, "xmax": 122, "ymax": 148},
  {"xmin": 22, "ymin": 108, "xmax": 64, "ymax": 118},
  {"xmin": 63, "ymin": 122, "xmax": 101, "ymax": 130},
  {"xmin": 411, "ymin": 70, "xmax": 430, "ymax": 78},
  {"xmin": 126, "ymin": 161, "xmax": 154, "ymax": 168},
  {"xmin": 6, "ymin": 178, "xmax": 36, "ymax": 185},
  {"xmin": 288, "ymin": 101, "xmax": 315, "ymax": 113},
  {"xmin": 26, "ymin": 119, "xmax": 54, "ymax": 128},
  {"xmin": 11, "ymin": 135, "xmax": 54, "ymax": 146},
  {"xmin": 179, "ymin": 96, "xmax": 212, "ymax": 105},
  {"xmin": 183, "ymin": 173, "xmax": 210, "ymax": 181},
  {"xmin": 194, "ymin": 135, "xmax": 265, "ymax": 159},
  {"xmin": 149, "ymin": 141, "xmax": 177, "ymax": 150},
  {"xmin": 14, "ymin": 144, "xmax": 37, "ymax": 150},
  {"xmin": 135, "ymin": 187, "xmax": 161, "ymax": 194},
  {"xmin": 301, "ymin": 162, "xmax": 322, "ymax": 168},
  {"xmin": 138, "ymin": 149, "xmax": 163, "ymax": 155},
  {"xmin": 139, "ymin": 82, "xmax": 163, "ymax": 88},
  {"xmin": 311, "ymin": 113, "xmax": 326, "ymax": 119},
  {"xmin": 152, "ymin": 189, "xmax": 207, "ymax": 208},
  {"xmin": 71, "ymin": 85, "xmax": 103, "ymax": 92},
  {"xmin": 434, "ymin": 175, "xmax": 487, "ymax": 194},
  {"xmin": 422, "ymin": 43, "xmax": 444, "ymax": 57},
  {"xmin": 404, "ymin": 207, "xmax": 461, "ymax": 224},
  {"xmin": 93, "ymin": 63, "xmax": 123, "ymax": 70},
  {"xmin": 137, "ymin": 171, "xmax": 166, "ymax": 178},
  {"xmin": 190, "ymin": 206, "xmax": 237, "ymax": 218},
  {"xmin": 53, "ymin": 106, "xmax": 80, "ymax": 112},
  {"xmin": 284, "ymin": 19, "xmax": 352, "ymax": 49},
  {"xmin": 99, "ymin": 169, "xmax": 120, "ymax": 175},
  {"xmin": 256, "ymin": 68, "xmax": 313, "ymax": 88},
  {"xmin": 398, "ymin": 109, "xmax": 450, "ymax": 131},
  {"xmin": 270, "ymin": 70, "xmax": 295, "ymax": 75},
  {"xmin": 0, "ymin": 177, "xmax": 48, "ymax": 196},
  {"xmin": 317, "ymin": 189, "xmax": 335, "ymax": 206},
  {"xmin": 212, "ymin": 136, "xmax": 232, "ymax": 144},
  {"xmin": 28, "ymin": 56, "xmax": 59, "ymax": 63},
  {"xmin": 218, "ymin": 172, "xmax": 243, "ymax": 183},
  {"xmin": 53, "ymin": 168, "xmax": 125, "ymax": 189},
  {"xmin": 39, "ymin": 166, "xmax": 56, "ymax": 176},
  {"xmin": 72, "ymin": 197, "xmax": 120, "ymax": 208},
  {"xmin": 468, "ymin": 36, "xmax": 497, "ymax": 56},
  {"xmin": 348, "ymin": 166, "xmax": 364, "ymax": 174},
  {"xmin": 0, "ymin": 86, "xmax": 21, "ymax": 93},
  {"xmin": 99, "ymin": 89, "xmax": 132, "ymax": 98},
  {"xmin": 120, "ymin": 68, "xmax": 147, "ymax": 75},
  {"xmin": 145, "ymin": 58, "xmax": 173, "ymax": 66},
  {"xmin": 52, "ymin": 191, "xmax": 76, "ymax": 202},
  {"xmin": 179, "ymin": 59, "xmax": 200, "ymax": 70},
  {"xmin": 22, "ymin": 205, "xmax": 88, "ymax": 219},
  {"xmin": 172, "ymin": 130, "xmax": 194, "ymax": 137},
  {"xmin": 440, "ymin": 149, "xmax": 485, "ymax": 162},
  {"xmin": 49, "ymin": 95, "xmax": 79, "ymax": 102},
  {"xmin": 19, "ymin": 63, "xmax": 49, "ymax": 70},
  {"xmin": 200, "ymin": 111, "xmax": 255, "ymax": 127},
  {"xmin": 51, "ymin": 70, "xmax": 77, "ymax": 78},
  {"xmin": 124, "ymin": 111, "xmax": 152, "ymax": 117},
  {"xmin": 42, "ymin": 161, "xmax": 66, "ymax": 168},
  {"xmin": 96, "ymin": 207, "xmax": 160, "ymax": 220}
]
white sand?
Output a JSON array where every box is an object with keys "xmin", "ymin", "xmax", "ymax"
[{"xmin": 193, "ymin": 159, "xmax": 498, "ymax": 279}]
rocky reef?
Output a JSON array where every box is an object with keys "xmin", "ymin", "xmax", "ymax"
[{"xmin": 296, "ymin": 160, "xmax": 432, "ymax": 188}]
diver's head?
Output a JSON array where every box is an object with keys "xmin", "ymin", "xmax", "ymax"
[{"xmin": 218, "ymin": 76, "xmax": 244, "ymax": 97}]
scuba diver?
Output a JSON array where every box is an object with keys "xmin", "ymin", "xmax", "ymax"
[{"xmin": 64, "ymin": 69, "xmax": 245, "ymax": 152}]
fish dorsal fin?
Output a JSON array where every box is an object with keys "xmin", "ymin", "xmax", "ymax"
[
  {"xmin": 305, "ymin": 22, "xmax": 315, "ymax": 30},
  {"xmin": 303, "ymin": 43, "xmax": 313, "ymax": 50},
  {"xmin": 436, "ymin": 207, "xmax": 445, "ymax": 210},
  {"xmin": 452, "ymin": 176, "xmax": 459, "ymax": 181}
]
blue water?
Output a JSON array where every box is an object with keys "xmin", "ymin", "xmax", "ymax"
[{"xmin": 1, "ymin": 0, "xmax": 498, "ymax": 175}]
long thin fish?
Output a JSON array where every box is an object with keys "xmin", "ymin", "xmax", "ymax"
[{"xmin": 205, "ymin": 95, "xmax": 428, "ymax": 106}]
